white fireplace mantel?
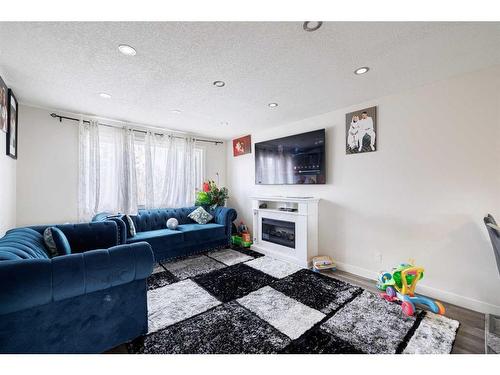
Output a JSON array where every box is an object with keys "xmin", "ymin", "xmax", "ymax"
[{"xmin": 250, "ymin": 196, "xmax": 319, "ymax": 267}]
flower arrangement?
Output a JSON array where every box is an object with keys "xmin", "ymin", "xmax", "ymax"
[{"xmin": 195, "ymin": 180, "xmax": 229, "ymax": 209}]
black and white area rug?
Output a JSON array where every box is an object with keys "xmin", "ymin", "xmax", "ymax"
[{"xmin": 136, "ymin": 248, "xmax": 459, "ymax": 354}]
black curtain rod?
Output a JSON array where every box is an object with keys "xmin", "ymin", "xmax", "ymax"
[{"xmin": 50, "ymin": 113, "xmax": 224, "ymax": 145}]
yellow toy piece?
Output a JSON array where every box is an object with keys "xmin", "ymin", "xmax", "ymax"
[{"xmin": 399, "ymin": 266, "xmax": 424, "ymax": 297}]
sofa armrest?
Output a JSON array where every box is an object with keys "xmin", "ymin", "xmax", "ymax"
[
  {"xmin": 27, "ymin": 221, "xmax": 120, "ymax": 253},
  {"xmin": 92, "ymin": 213, "xmax": 128, "ymax": 245},
  {"xmin": 0, "ymin": 242, "xmax": 154, "ymax": 315},
  {"xmin": 0, "ymin": 259, "xmax": 52, "ymax": 315},
  {"xmin": 108, "ymin": 217, "xmax": 127, "ymax": 244},
  {"xmin": 212, "ymin": 207, "xmax": 237, "ymax": 240}
]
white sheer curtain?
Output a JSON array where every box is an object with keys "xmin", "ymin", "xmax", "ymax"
[
  {"xmin": 143, "ymin": 131, "xmax": 170, "ymax": 208},
  {"xmin": 143, "ymin": 132, "xmax": 197, "ymax": 208},
  {"xmin": 117, "ymin": 127, "xmax": 138, "ymax": 214},
  {"xmin": 78, "ymin": 123, "xmax": 138, "ymax": 221},
  {"xmin": 78, "ymin": 119, "xmax": 100, "ymax": 221},
  {"xmin": 167, "ymin": 136, "xmax": 196, "ymax": 207},
  {"xmin": 79, "ymin": 119, "xmax": 198, "ymax": 220}
]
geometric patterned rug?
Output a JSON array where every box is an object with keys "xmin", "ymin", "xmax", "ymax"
[{"xmin": 134, "ymin": 247, "xmax": 459, "ymax": 354}]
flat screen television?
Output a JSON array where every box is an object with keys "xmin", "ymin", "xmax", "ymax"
[{"xmin": 255, "ymin": 129, "xmax": 326, "ymax": 185}]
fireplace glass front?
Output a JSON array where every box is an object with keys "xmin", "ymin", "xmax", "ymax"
[{"xmin": 261, "ymin": 218, "xmax": 295, "ymax": 249}]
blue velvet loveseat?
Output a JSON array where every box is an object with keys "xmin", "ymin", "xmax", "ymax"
[
  {"xmin": 0, "ymin": 221, "xmax": 154, "ymax": 353},
  {"xmin": 93, "ymin": 206, "xmax": 237, "ymax": 263}
]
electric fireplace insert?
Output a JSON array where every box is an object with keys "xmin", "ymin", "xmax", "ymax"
[{"xmin": 261, "ymin": 218, "xmax": 295, "ymax": 249}]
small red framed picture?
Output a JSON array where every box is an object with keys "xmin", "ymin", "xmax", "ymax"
[{"xmin": 233, "ymin": 135, "xmax": 251, "ymax": 157}]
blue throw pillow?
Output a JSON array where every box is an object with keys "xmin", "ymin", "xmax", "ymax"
[{"xmin": 43, "ymin": 227, "xmax": 71, "ymax": 257}]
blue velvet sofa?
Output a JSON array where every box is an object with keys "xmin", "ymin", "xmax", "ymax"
[
  {"xmin": 0, "ymin": 221, "xmax": 154, "ymax": 353},
  {"xmin": 93, "ymin": 206, "xmax": 237, "ymax": 263}
]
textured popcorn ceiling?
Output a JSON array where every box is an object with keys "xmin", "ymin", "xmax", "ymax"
[{"xmin": 0, "ymin": 22, "xmax": 499, "ymax": 139}]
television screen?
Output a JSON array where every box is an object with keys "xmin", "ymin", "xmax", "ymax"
[{"xmin": 255, "ymin": 129, "xmax": 326, "ymax": 185}]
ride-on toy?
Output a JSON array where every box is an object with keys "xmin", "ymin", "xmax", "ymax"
[{"xmin": 377, "ymin": 263, "xmax": 445, "ymax": 317}]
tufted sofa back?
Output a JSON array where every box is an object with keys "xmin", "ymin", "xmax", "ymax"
[
  {"xmin": 0, "ymin": 228, "xmax": 49, "ymax": 261},
  {"xmin": 27, "ymin": 222, "xmax": 119, "ymax": 253},
  {"xmin": 131, "ymin": 207, "xmax": 198, "ymax": 233}
]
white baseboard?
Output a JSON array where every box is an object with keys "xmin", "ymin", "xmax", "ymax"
[{"xmin": 335, "ymin": 261, "xmax": 500, "ymax": 315}]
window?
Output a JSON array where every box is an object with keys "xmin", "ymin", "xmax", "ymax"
[
  {"xmin": 133, "ymin": 134, "xmax": 205, "ymax": 208},
  {"xmin": 194, "ymin": 146, "xmax": 205, "ymax": 194},
  {"xmin": 79, "ymin": 123, "xmax": 205, "ymax": 219},
  {"xmin": 97, "ymin": 125, "xmax": 129, "ymax": 213},
  {"xmin": 134, "ymin": 136, "xmax": 146, "ymax": 207}
]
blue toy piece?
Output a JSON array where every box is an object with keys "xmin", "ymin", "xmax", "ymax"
[{"xmin": 396, "ymin": 294, "xmax": 445, "ymax": 317}]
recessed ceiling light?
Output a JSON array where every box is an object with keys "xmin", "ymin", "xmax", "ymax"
[
  {"xmin": 268, "ymin": 103, "xmax": 278, "ymax": 108},
  {"xmin": 118, "ymin": 44, "xmax": 137, "ymax": 56},
  {"xmin": 99, "ymin": 93, "xmax": 112, "ymax": 99},
  {"xmin": 303, "ymin": 21, "xmax": 323, "ymax": 32},
  {"xmin": 354, "ymin": 67, "xmax": 370, "ymax": 75},
  {"xmin": 170, "ymin": 109, "xmax": 182, "ymax": 114},
  {"xmin": 213, "ymin": 80, "xmax": 225, "ymax": 87}
]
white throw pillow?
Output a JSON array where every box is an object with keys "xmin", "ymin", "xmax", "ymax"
[
  {"xmin": 188, "ymin": 207, "xmax": 213, "ymax": 225},
  {"xmin": 124, "ymin": 215, "xmax": 137, "ymax": 237}
]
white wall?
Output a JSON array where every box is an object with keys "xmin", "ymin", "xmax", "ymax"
[
  {"xmin": 226, "ymin": 65, "xmax": 500, "ymax": 314},
  {"xmin": 203, "ymin": 141, "xmax": 227, "ymax": 187},
  {"xmin": 17, "ymin": 105, "xmax": 79, "ymax": 226},
  {"xmin": 0, "ymin": 129, "xmax": 16, "ymax": 235},
  {"xmin": 16, "ymin": 105, "xmax": 227, "ymax": 226}
]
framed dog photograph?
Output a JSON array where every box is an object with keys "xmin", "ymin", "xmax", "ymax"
[
  {"xmin": 346, "ymin": 106, "xmax": 377, "ymax": 155},
  {"xmin": 7, "ymin": 89, "xmax": 18, "ymax": 159},
  {"xmin": 0, "ymin": 75, "xmax": 8, "ymax": 133}
]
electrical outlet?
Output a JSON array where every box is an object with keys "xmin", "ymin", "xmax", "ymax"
[{"xmin": 375, "ymin": 251, "xmax": 383, "ymax": 264}]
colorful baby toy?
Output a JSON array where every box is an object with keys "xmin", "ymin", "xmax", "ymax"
[{"xmin": 377, "ymin": 262, "xmax": 446, "ymax": 317}]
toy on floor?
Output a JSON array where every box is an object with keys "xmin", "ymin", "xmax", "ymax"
[
  {"xmin": 377, "ymin": 262, "xmax": 445, "ymax": 317},
  {"xmin": 231, "ymin": 234, "xmax": 252, "ymax": 248},
  {"xmin": 237, "ymin": 221, "xmax": 248, "ymax": 234},
  {"xmin": 312, "ymin": 256, "xmax": 336, "ymax": 272},
  {"xmin": 231, "ymin": 221, "xmax": 253, "ymax": 248}
]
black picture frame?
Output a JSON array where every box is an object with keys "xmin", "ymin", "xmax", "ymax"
[
  {"xmin": 6, "ymin": 89, "xmax": 18, "ymax": 159},
  {"xmin": 0, "ymin": 75, "xmax": 7, "ymax": 133}
]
